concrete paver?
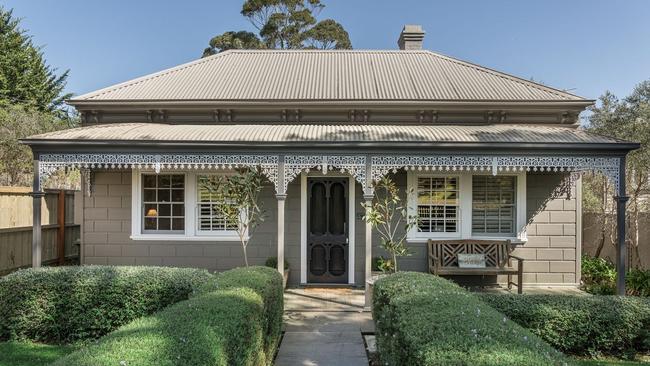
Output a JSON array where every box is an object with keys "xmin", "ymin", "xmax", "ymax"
[{"xmin": 275, "ymin": 288, "xmax": 371, "ymax": 366}]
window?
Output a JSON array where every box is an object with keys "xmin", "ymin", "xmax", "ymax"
[
  {"xmin": 407, "ymin": 172, "xmax": 525, "ymax": 241},
  {"xmin": 416, "ymin": 176, "xmax": 459, "ymax": 233},
  {"xmin": 471, "ymin": 176, "xmax": 516, "ymax": 235},
  {"xmin": 142, "ymin": 174, "xmax": 185, "ymax": 232},
  {"xmin": 197, "ymin": 175, "xmax": 238, "ymax": 233}
]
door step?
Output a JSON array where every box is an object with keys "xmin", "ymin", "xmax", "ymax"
[{"xmin": 300, "ymin": 283, "xmax": 357, "ymax": 289}]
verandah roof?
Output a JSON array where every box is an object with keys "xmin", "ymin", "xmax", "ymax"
[{"xmin": 24, "ymin": 122, "xmax": 632, "ymax": 150}]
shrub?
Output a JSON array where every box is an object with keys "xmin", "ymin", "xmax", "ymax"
[
  {"xmin": 53, "ymin": 288, "xmax": 266, "ymax": 366},
  {"xmin": 54, "ymin": 266, "xmax": 283, "ymax": 366},
  {"xmin": 0, "ymin": 265, "xmax": 212, "ymax": 343},
  {"xmin": 373, "ymin": 272, "xmax": 572, "ymax": 366},
  {"xmin": 197, "ymin": 266, "xmax": 284, "ymax": 363},
  {"xmin": 581, "ymin": 256, "xmax": 617, "ymax": 295},
  {"xmin": 581, "ymin": 255, "xmax": 650, "ymax": 296},
  {"xmin": 479, "ymin": 293, "xmax": 650, "ymax": 357},
  {"xmin": 264, "ymin": 257, "xmax": 289, "ymax": 270}
]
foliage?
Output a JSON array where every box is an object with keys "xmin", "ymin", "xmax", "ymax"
[
  {"xmin": 365, "ymin": 176, "xmax": 417, "ymax": 272},
  {"xmin": 55, "ymin": 266, "xmax": 283, "ymax": 366},
  {"xmin": 581, "ymin": 256, "xmax": 650, "ymax": 296},
  {"xmin": 0, "ymin": 6, "xmax": 70, "ymax": 112},
  {"xmin": 372, "ymin": 256, "xmax": 395, "ymax": 273},
  {"xmin": 479, "ymin": 293, "xmax": 650, "ymax": 358},
  {"xmin": 372, "ymin": 272, "xmax": 572, "ymax": 366},
  {"xmin": 0, "ymin": 265, "xmax": 212, "ymax": 343},
  {"xmin": 0, "ymin": 341, "xmax": 76, "ymax": 366},
  {"xmin": 265, "ymin": 256, "xmax": 290, "ymax": 270},
  {"xmin": 582, "ymin": 255, "xmax": 618, "ymax": 295},
  {"xmin": 203, "ymin": 0, "xmax": 351, "ymax": 55},
  {"xmin": 196, "ymin": 266, "xmax": 284, "ymax": 363},
  {"xmin": 0, "ymin": 104, "xmax": 73, "ymax": 186},
  {"xmin": 584, "ymin": 81, "xmax": 650, "ymax": 266},
  {"xmin": 200, "ymin": 168, "xmax": 266, "ymax": 266}
]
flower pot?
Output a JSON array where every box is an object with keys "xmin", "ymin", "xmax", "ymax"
[{"xmin": 365, "ymin": 272, "xmax": 388, "ymax": 308}]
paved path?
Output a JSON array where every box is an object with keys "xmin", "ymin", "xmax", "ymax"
[{"xmin": 275, "ymin": 288, "xmax": 372, "ymax": 366}]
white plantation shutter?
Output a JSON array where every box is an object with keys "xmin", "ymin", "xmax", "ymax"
[
  {"xmin": 197, "ymin": 175, "xmax": 237, "ymax": 232},
  {"xmin": 472, "ymin": 176, "xmax": 516, "ymax": 235}
]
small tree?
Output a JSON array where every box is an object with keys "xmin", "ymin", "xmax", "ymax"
[
  {"xmin": 364, "ymin": 176, "xmax": 417, "ymax": 272},
  {"xmin": 202, "ymin": 168, "xmax": 266, "ymax": 267}
]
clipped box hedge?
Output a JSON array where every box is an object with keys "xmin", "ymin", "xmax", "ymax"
[
  {"xmin": 479, "ymin": 293, "xmax": 650, "ymax": 356},
  {"xmin": 54, "ymin": 266, "xmax": 283, "ymax": 366},
  {"xmin": 197, "ymin": 266, "xmax": 284, "ymax": 363},
  {"xmin": 373, "ymin": 272, "xmax": 572, "ymax": 366},
  {"xmin": 0, "ymin": 265, "xmax": 212, "ymax": 343}
]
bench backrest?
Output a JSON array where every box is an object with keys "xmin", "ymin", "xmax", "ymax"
[{"xmin": 428, "ymin": 239, "xmax": 512, "ymax": 268}]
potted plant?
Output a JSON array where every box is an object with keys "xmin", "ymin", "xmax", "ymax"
[{"xmin": 266, "ymin": 257, "xmax": 290, "ymax": 288}]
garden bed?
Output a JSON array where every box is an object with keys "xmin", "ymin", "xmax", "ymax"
[
  {"xmin": 0, "ymin": 265, "xmax": 213, "ymax": 344},
  {"xmin": 53, "ymin": 266, "xmax": 283, "ymax": 366},
  {"xmin": 372, "ymin": 272, "xmax": 572, "ymax": 365}
]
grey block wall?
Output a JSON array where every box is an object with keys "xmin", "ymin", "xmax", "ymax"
[{"xmin": 82, "ymin": 170, "xmax": 579, "ymax": 287}]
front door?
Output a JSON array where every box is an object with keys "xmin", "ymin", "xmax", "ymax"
[{"xmin": 307, "ymin": 178, "xmax": 348, "ymax": 283}]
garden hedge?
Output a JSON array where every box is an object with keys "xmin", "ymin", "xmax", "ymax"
[
  {"xmin": 53, "ymin": 266, "xmax": 283, "ymax": 366},
  {"xmin": 0, "ymin": 265, "xmax": 212, "ymax": 343},
  {"xmin": 197, "ymin": 266, "xmax": 284, "ymax": 362},
  {"xmin": 373, "ymin": 272, "xmax": 572, "ymax": 366},
  {"xmin": 479, "ymin": 293, "xmax": 650, "ymax": 357}
]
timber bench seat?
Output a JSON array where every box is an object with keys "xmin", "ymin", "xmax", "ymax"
[{"xmin": 427, "ymin": 239, "xmax": 524, "ymax": 294}]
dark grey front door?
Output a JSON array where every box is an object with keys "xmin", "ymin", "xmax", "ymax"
[{"xmin": 307, "ymin": 178, "xmax": 348, "ymax": 283}]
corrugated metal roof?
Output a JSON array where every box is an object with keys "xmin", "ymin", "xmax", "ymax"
[
  {"xmin": 26, "ymin": 123, "xmax": 621, "ymax": 145},
  {"xmin": 70, "ymin": 50, "xmax": 583, "ymax": 102}
]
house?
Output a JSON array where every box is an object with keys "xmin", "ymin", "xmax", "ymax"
[{"xmin": 23, "ymin": 25, "xmax": 638, "ymax": 293}]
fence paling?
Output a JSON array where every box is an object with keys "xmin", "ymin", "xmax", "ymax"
[{"xmin": 0, "ymin": 187, "xmax": 80, "ymax": 275}]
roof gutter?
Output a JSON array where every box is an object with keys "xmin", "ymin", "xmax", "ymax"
[
  {"xmin": 22, "ymin": 138, "xmax": 640, "ymax": 155},
  {"xmin": 67, "ymin": 99, "xmax": 595, "ymax": 109}
]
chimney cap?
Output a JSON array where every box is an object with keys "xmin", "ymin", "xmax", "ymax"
[{"xmin": 398, "ymin": 24, "xmax": 425, "ymax": 50}]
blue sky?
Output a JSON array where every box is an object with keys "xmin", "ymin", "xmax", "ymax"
[{"xmin": 3, "ymin": 0, "xmax": 649, "ymax": 101}]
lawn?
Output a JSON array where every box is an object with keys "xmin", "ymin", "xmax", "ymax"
[
  {"xmin": 575, "ymin": 356, "xmax": 650, "ymax": 365},
  {"xmin": 0, "ymin": 341, "xmax": 76, "ymax": 366}
]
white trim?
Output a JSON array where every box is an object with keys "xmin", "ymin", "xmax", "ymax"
[
  {"xmin": 300, "ymin": 172, "xmax": 356, "ymax": 285},
  {"xmin": 348, "ymin": 175, "xmax": 356, "ymax": 285},
  {"xmin": 130, "ymin": 234, "xmax": 241, "ymax": 242},
  {"xmin": 406, "ymin": 171, "xmax": 527, "ymax": 242},
  {"xmin": 300, "ymin": 173, "xmax": 307, "ymax": 284}
]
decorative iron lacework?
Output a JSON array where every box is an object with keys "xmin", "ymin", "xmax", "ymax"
[
  {"xmin": 370, "ymin": 155, "xmax": 621, "ymax": 191},
  {"xmin": 38, "ymin": 153, "xmax": 279, "ymax": 192},
  {"xmin": 37, "ymin": 153, "xmax": 622, "ymax": 195},
  {"xmin": 284, "ymin": 155, "xmax": 366, "ymax": 188}
]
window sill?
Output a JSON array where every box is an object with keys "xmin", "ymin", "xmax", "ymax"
[
  {"xmin": 407, "ymin": 236, "xmax": 527, "ymax": 245},
  {"xmin": 130, "ymin": 234, "xmax": 243, "ymax": 242}
]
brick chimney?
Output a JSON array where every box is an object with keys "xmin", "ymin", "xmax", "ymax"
[{"xmin": 398, "ymin": 25, "xmax": 425, "ymax": 50}]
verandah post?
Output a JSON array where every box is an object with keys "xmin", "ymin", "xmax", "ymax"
[
  {"xmin": 277, "ymin": 195, "xmax": 286, "ymax": 274},
  {"xmin": 276, "ymin": 155, "xmax": 286, "ymax": 274},
  {"xmin": 615, "ymin": 156, "xmax": 628, "ymax": 296},
  {"xmin": 57, "ymin": 189, "xmax": 66, "ymax": 265},
  {"xmin": 31, "ymin": 158, "xmax": 44, "ymax": 268}
]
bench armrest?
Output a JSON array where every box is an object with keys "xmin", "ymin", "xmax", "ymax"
[{"xmin": 508, "ymin": 254, "xmax": 524, "ymax": 262}]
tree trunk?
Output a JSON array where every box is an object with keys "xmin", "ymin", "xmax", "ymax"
[{"xmin": 242, "ymin": 243, "xmax": 249, "ymax": 267}]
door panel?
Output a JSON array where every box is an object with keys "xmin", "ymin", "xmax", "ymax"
[{"xmin": 307, "ymin": 178, "xmax": 348, "ymax": 283}]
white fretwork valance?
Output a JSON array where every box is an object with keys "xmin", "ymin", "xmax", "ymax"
[
  {"xmin": 370, "ymin": 155, "xmax": 621, "ymax": 191},
  {"xmin": 37, "ymin": 153, "xmax": 623, "ymax": 195}
]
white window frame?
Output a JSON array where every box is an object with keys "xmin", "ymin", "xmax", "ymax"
[
  {"xmin": 131, "ymin": 169, "xmax": 242, "ymax": 241},
  {"xmin": 407, "ymin": 171, "xmax": 527, "ymax": 243}
]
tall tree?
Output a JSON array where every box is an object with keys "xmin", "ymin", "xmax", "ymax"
[
  {"xmin": 584, "ymin": 81, "xmax": 650, "ymax": 268},
  {"xmin": 0, "ymin": 7, "xmax": 71, "ymax": 112},
  {"xmin": 202, "ymin": 0, "xmax": 351, "ymax": 56}
]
